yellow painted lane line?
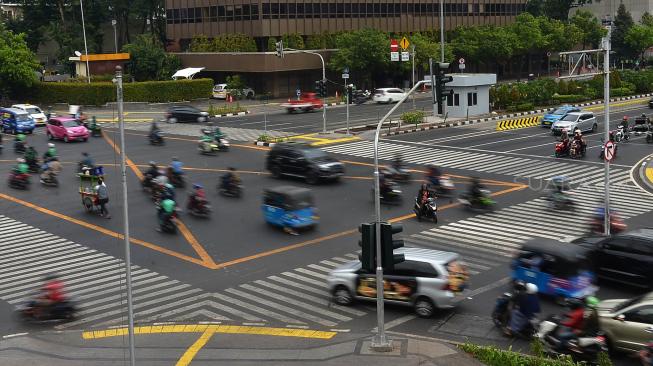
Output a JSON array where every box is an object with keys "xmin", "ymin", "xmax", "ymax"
[
  {"xmin": 0, "ymin": 193, "xmax": 212, "ymax": 268},
  {"xmin": 311, "ymin": 136, "xmax": 361, "ymax": 146},
  {"xmin": 646, "ymin": 167, "xmax": 653, "ymax": 184},
  {"xmin": 584, "ymin": 98, "xmax": 647, "ymax": 111},
  {"xmin": 82, "ymin": 324, "xmax": 337, "ymax": 340},
  {"xmin": 176, "ymin": 328, "xmax": 215, "ymax": 366},
  {"xmin": 102, "ymin": 132, "xmax": 144, "ymax": 181}
]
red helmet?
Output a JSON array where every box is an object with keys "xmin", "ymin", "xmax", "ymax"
[{"xmin": 623, "ymin": 116, "xmax": 629, "ymax": 121}]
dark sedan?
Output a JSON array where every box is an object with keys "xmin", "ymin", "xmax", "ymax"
[
  {"xmin": 573, "ymin": 228, "xmax": 653, "ymax": 289},
  {"xmin": 165, "ymin": 105, "xmax": 209, "ymax": 124}
]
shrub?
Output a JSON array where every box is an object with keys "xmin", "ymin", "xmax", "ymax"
[
  {"xmin": 401, "ymin": 110, "xmax": 425, "ymax": 125},
  {"xmin": 459, "ymin": 341, "xmax": 603, "ymax": 366},
  {"xmin": 30, "ymin": 78, "xmax": 213, "ymax": 105},
  {"xmin": 610, "ymin": 87, "xmax": 635, "ymax": 97},
  {"xmin": 207, "ymin": 103, "xmax": 247, "ymax": 115},
  {"xmin": 552, "ymin": 94, "xmax": 588, "ymax": 104}
]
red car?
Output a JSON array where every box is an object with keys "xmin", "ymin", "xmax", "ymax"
[
  {"xmin": 280, "ymin": 92, "xmax": 324, "ymax": 113},
  {"xmin": 46, "ymin": 117, "xmax": 89, "ymax": 142}
]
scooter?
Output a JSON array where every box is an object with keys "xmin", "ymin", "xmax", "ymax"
[
  {"xmin": 614, "ymin": 126, "xmax": 629, "ymax": 142},
  {"xmin": 432, "ymin": 175, "xmax": 456, "ymax": 201},
  {"xmin": 414, "ymin": 197, "xmax": 438, "ymax": 223},
  {"xmin": 149, "ymin": 131, "xmax": 165, "ymax": 145},
  {"xmin": 8, "ymin": 172, "xmax": 29, "ymax": 190},
  {"xmin": 536, "ymin": 315, "xmax": 608, "ymax": 363},
  {"xmin": 167, "ymin": 171, "xmax": 186, "ymax": 189},
  {"xmin": 382, "ymin": 165, "xmax": 410, "ymax": 182},
  {"xmin": 14, "ymin": 141, "xmax": 25, "ymax": 154},
  {"xmin": 554, "ymin": 140, "xmax": 571, "ymax": 158},
  {"xmin": 219, "ymin": 180, "xmax": 243, "ymax": 198},
  {"xmin": 373, "ymin": 182, "xmax": 402, "ymax": 205},
  {"xmin": 187, "ymin": 198, "xmax": 211, "ymax": 218},
  {"xmin": 26, "ymin": 158, "xmax": 40, "ymax": 173},
  {"xmin": 459, "ymin": 189, "xmax": 495, "ymax": 211},
  {"xmin": 159, "ymin": 211, "xmax": 177, "ymax": 234},
  {"xmin": 16, "ymin": 298, "xmax": 77, "ymax": 322},
  {"xmin": 198, "ymin": 141, "xmax": 220, "ymax": 155},
  {"xmin": 40, "ymin": 172, "xmax": 59, "ymax": 187},
  {"xmin": 545, "ymin": 192, "xmax": 575, "ymax": 211},
  {"xmin": 569, "ymin": 140, "xmax": 586, "ymax": 159}
]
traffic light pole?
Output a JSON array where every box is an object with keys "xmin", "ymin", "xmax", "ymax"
[
  {"xmin": 372, "ymin": 80, "xmax": 427, "ymax": 352},
  {"xmin": 603, "ymin": 24, "xmax": 612, "ymax": 236},
  {"xmin": 285, "ymin": 48, "xmax": 327, "ymax": 133}
]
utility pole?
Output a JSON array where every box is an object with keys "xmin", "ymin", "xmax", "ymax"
[
  {"xmin": 439, "ymin": 0, "xmax": 445, "ymax": 62},
  {"xmin": 114, "ymin": 66, "xmax": 136, "ymax": 366},
  {"xmin": 112, "ymin": 20, "xmax": 118, "ymax": 53},
  {"xmin": 429, "ymin": 58, "xmax": 436, "ymax": 118},
  {"xmin": 411, "ymin": 44, "xmax": 416, "ymax": 109},
  {"xmin": 80, "ymin": 0, "xmax": 91, "ymax": 83},
  {"xmin": 602, "ymin": 20, "xmax": 612, "ymax": 236}
]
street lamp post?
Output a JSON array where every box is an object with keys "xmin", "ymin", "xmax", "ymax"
[
  {"xmin": 79, "ymin": 0, "xmax": 91, "ymax": 83},
  {"xmin": 112, "ymin": 20, "xmax": 118, "ymax": 53}
]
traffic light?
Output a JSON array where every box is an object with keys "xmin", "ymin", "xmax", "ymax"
[
  {"xmin": 275, "ymin": 40, "xmax": 284, "ymax": 58},
  {"xmin": 380, "ymin": 222, "xmax": 405, "ymax": 271},
  {"xmin": 358, "ymin": 222, "xmax": 376, "ymax": 273},
  {"xmin": 315, "ymin": 80, "xmax": 327, "ymax": 98},
  {"xmin": 435, "ymin": 62, "xmax": 453, "ymax": 114}
]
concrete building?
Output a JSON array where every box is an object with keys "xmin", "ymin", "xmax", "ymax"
[
  {"xmin": 441, "ymin": 73, "xmax": 496, "ymax": 118},
  {"xmin": 572, "ymin": 0, "xmax": 651, "ymax": 22}
]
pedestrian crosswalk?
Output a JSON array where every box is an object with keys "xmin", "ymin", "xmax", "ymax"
[
  {"xmin": 405, "ymin": 185, "xmax": 653, "ymax": 270},
  {"xmin": 321, "ymin": 140, "xmax": 633, "ymax": 186}
]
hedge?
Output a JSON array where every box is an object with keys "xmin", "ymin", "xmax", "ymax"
[
  {"xmin": 460, "ymin": 342, "xmax": 612, "ymax": 366},
  {"xmin": 401, "ymin": 110, "xmax": 426, "ymax": 125},
  {"xmin": 27, "ymin": 78, "xmax": 213, "ymax": 105}
]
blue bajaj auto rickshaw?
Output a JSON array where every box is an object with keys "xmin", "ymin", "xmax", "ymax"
[
  {"xmin": 512, "ymin": 238, "xmax": 597, "ymax": 303},
  {"xmin": 262, "ymin": 186, "xmax": 317, "ymax": 231},
  {"xmin": 1, "ymin": 108, "xmax": 35, "ymax": 135}
]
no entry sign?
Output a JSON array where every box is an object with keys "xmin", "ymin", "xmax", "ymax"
[{"xmin": 604, "ymin": 141, "xmax": 616, "ymax": 161}]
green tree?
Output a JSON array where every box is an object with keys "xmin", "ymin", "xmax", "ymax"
[
  {"xmin": 612, "ymin": 3, "xmax": 635, "ymax": 60},
  {"xmin": 625, "ymin": 24, "xmax": 653, "ymax": 61},
  {"xmin": 510, "ymin": 13, "xmax": 546, "ymax": 77},
  {"xmin": 0, "ymin": 24, "xmax": 39, "ymax": 97},
  {"xmin": 329, "ymin": 28, "xmax": 389, "ymax": 85},
  {"xmin": 225, "ymin": 74, "xmax": 246, "ymax": 98},
  {"xmin": 642, "ymin": 12, "xmax": 653, "ymax": 27},
  {"xmin": 570, "ymin": 10, "xmax": 606, "ymax": 48},
  {"xmin": 189, "ymin": 35, "xmax": 212, "ymax": 52},
  {"xmin": 306, "ymin": 32, "xmax": 338, "ymax": 49},
  {"xmin": 212, "ymin": 33, "xmax": 257, "ymax": 52},
  {"xmin": 411, "ymin": 33, "xmax": 453, "ymax": 72},
  {"xmin": 282, "ymin": 33, "xmax": 305, "ymax": 49},
  {"xmin": 267, "ymin": 37, "xmax": 277, "ymax": 52},
  {"xmin": 541, "ymin": 0, "xmax": 598, "ymax": 21},
  {"xmin": 123, "ymin": 34, "xmax": 178, "ymax": 80},
  {"xmin": 525, "ymin": 0, "xmax": 545, "ymax": 16}
]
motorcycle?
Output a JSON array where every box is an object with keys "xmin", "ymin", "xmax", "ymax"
[
  {"xmin": 201, "ymin": 128, "xmax": 230, "ymax": 151},
  {"xmin": 187, "ymin": 197, "xmax": 211, "ymax": 218},
  {"xmin": 26, "ymin": 158, "xmax": 40, "ymax": 173},
  {"xmin": 16, "ymin": 298, "xmax": 77, "ymax": 322},
  {"xmin": 352, "ymin": 90, "xmax": 371, "ymax": 105},
  {"xmin": 536, "ymin": 315, "xmax": 608, "ymax": 363},
  {"xmin": 219, "ymin": 180, "xmax": 242, "ymax": 198},
  {"xmin": 590, "ymin": 217, "xmax": 626, "ymax": 235},
  {"xmin": 77, "ymin": 162, "xmax": 95, "ymax": 175},
  {"xmin": 554, "ymin": 140, "xmax": 571, "ymax": 158},
  {"xmin": 414, "ymin": 197, "xmax": 438, "ymax": 223},
  {"xmin": 373, "ymin": 181, "xmax": 402, "ymax": 205},
  {"xmin": 167, "ymin": 171, "xmax": 186, "ymax": 189},
  {"xmin": 159, "ymin": 211, "xmax": 177, "ymax": 234},
  {"xmin": 8, "ymin": 172, "xmax": 29, "ymax": 190},
  {"xmin": 198, "ymin": 140, "xmax": 220, "ymax": 155},
  {"xmin": 545, "ymin": 192, "xmax": 575, "ymax": 211},
  {"xmin": 614, "ymin": 126, "xmax": 629, "ymax": 142},
  {"xmin": 14, "ymin": 141, "xmax": 25, "ymax": 154},
  {"xmin": 430, "ymin": 175, "xmax": 456, "ymax": 201},
  {"xmin": 40, "ymin": 172, "xmax": 59, "ymax": 187},
  {"xmin": 149, "ymin": 131, "xmax": 165, "ymax": 145},
  {"xmin": 492, "ymin": 292, "xmax": 515, "ymax": 328},
  {"xmin": 459, "ymin": 189, "xmax": 495, "ymax": 211},
  {"xmin": 569, "ymin": 140, "xmax": 586, "ymax": 159},
  {"xmin": 382, "ymin": 165, "xmax": 410, "ymax": 182}
]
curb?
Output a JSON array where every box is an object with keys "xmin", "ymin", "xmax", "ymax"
[
  {"xmin": 255, "ymin": 141, "xmax": 275, "ymax": 147},
  {"xmin": 214, "ymin": 111, "xmax": 249, "ymax": 118}
]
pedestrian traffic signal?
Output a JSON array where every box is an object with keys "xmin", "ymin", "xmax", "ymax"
[
  {"xmin": 315, "ymin": 80, "xmax": 327, "ymax": 98},
  {"xmin": 275, "ymin": 40, "xmax": 284, "ymax": 58},
  {"xmin": 380, "ymin": 222, "xmax": 405, "ymax": 271},
  {"xmin": 435, "ymin": 63, "xmax": 453, "ymax": 114},
  {"xmin": 358, "ymin": 222, "xmax": 376, "ymax": 273}
]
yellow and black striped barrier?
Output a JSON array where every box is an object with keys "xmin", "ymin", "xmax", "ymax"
[{"xmin": 495, "ymin": 116, "xmax": 541, "ymax": 131}]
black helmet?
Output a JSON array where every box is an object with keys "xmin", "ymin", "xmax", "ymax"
[
  {"xmin": 513, "ymin": 280, "xmax": 526, "ymax": 292},
  {"xmin": 566, "ymin": 297, "xmax": 584, "ymax": 310}
]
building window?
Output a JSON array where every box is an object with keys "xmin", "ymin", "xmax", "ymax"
[
  {"xmin": 447, "ymin": 93, "xmax": 460, "ymax": 106},
  {"xmin": 467, "ymin": 92, "xmax": 478, "ymax": 106}
]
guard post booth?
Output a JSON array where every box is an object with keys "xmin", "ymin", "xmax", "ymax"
[{"xmin": 427, "ymin": 73, "xmax": 497, "ymax": 119}]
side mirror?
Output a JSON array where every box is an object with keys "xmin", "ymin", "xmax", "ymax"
[{"xmin": 614, "ymin": 314, "xmax": 625, "ymax": 322}]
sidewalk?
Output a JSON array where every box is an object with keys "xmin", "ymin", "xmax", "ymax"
[{"xmin": 0, "ymin": 325, "xmax": 484, "ymax": 366}]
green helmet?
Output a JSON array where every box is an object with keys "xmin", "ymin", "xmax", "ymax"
[{"xmin": 586, "ymin": 296, "xmax": 600, "ymax": 308}]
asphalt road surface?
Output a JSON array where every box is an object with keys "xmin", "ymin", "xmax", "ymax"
[{"xmin": 1, "ymin": 98, "xmax": 652, "ymax": 365}]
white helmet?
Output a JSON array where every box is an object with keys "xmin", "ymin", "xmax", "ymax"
[
  {"xmin": 48, "ymin": 143, "xmax": 55, "ymax": 148},
  {"xmin": 526, "ymin": 283, "xmax": 538, "ymax": 294}
]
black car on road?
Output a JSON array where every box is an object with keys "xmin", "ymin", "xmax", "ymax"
[
  {"xmin": 574, "ymin": 228, "xmax": 653, "ymax": 289},
  {"xmin": 266, "ymin": 142, "xmax": 344, "ymax": 184},
  {"xmin": 166, "ymin": 105, "xmax": 209, "ymax": 123}
]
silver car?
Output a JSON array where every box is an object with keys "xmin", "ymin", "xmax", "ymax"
[
  {"xmin": 327, "ymin": 248, "xmax": 469, "ymax": 318},
  {"xmin": 599, "ymin": 292, "xmax": 653, "ymax": 353},
  {"xmin": 551, "ymin": 111, "xmax": 598, "ymax": 135}
]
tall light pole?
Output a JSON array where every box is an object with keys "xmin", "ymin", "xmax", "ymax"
[
  {"xmin": 114, "ymin": 66, "xmax": 136, "ymax": 366},
  {"xmin": 439, "ymin": 0, "xmax": 445, "ymax": 62},
  {"xmin": 112, "ymin": 19, "xmax": 118, "ymax": 53},
  {"xmin": 80, "ymin": 0, "xmax": 91, "ymax": 83},
  {"xmin": 602, "ymin": 19, "xmax": 612, "ymax": 235}
]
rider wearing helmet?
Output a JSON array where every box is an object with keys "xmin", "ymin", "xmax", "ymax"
[
  {"xmin": 468, "ymin": 177, "xmax": 484, "ymax": 204},
  {"xmin": 170, "ymin": 156, "xmax": 184, "ymax": 175},
  {"xmin": 157, "ymin": 198, "xmax": 176, "ymax": 231},
  {"xmin": 44, "ymin": 143, "xmax": 57, "ymax": 160},
  {"xmin": 425, "ymin": 164, "xmax": 442, "ymax": 187},
  {"xmin": 506, "ymin": 283, "xmax": 540, "ymax": 336},
  {"xmin": 582, "ymin": 296, "xmax": 600, "ymax": 336},
  {"xmin": 556, "ymin": 297, "xmax": 586, "ymax": 350},
  {"xmin": 416, "ymin": 183, "xmax": 432, "ymax": 216},
  {"xmin": 221, "ymin": 167, "xmax": 240, "ymax": 191},
  {"xmin": 14, "ymin": 157, "xmax": 28, "ymax": 175},
  {"xmin": 162, "ymin": 183, "xmax": 175, "ymax": 202},
  {"xmin": 187, "ymin": 183, "xmax": 206, "ymax": 211},
  {"xmin": 621, "ymin": 115, "xmax": 629, "ymax": 131}
]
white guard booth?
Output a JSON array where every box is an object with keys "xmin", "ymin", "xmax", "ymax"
[{"xmin": 425, "ymin": 73, "xmax": 496, "ymax": 118}]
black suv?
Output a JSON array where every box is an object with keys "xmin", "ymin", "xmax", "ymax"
[
  {"xmin": 166, "ymin": 105, "xmax": 209, "ymax": 123},
  {"xmin": 574, "ymin": 228, "xmax": 653, "ymax": 288},
  {"xmin": 266, "ymin": 142, "xmax": 344, "ymax": 184}
]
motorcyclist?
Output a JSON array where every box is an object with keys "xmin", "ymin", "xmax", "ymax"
[
  {"xmin": 468, "ymin": 177, "xmax": 484, "ymax": 204},
  {"xmin": 582, "ymin": 296, "xmax": 600, "ymax": 336},
  {"xmin": 416, "ymin": 183, "xmax": 433, "ymax": 216},
  {"xmin": 149, "ymin": 121, "xmax": 161, "ymax": 139},
  {"xmin": 572, "ymin": 130, "xmax": 585, "ymax": 153},
  {"xmin": 379, "ymin": 173, "xmax": 392, "ymax": 197},
  {"xmin": 506, "ymin": 283, "xmax": 540, "ymax": 337},
  {"xmin": 157, "ymin": 198, "xmax": 176, "ymax": 232},
  {"xmin": 392, "ymin": 153, "xmax": 405, "ymax": 172},
  {"xmin": 170, "ymin": 157, "xmax": 184, "ymax": 176},
  {"xmin": 40, "ymin": 157, "xmax": 62, "ymax": 183},
  {"xmin": 221, "ymin": 167, "xmax": 240, "ymax": 191},
  {"xmin": 13, "ymin": 157, "xmax": 28, "ymax": 175},
  {"xmin": 24, "ymin": 145, "xmax": 38, "ymax": 169},
  {"xmin": 43, "ymin": 143, "xmax": 57, "ymax": 160},
  {"xmin": 79, "ymin": 152, "xmax": 94, "ymax": 171},
  {"xmin": 560, "ymin": 128, "xmax": 569, "ymax": 143},
  {"xmin": 187, "ymin": 183, "xmax": 206, "ymax": 211},
  {"xmin": 621, "ymin": 115, "xmax": 629, "ymax": 131},
  {"xmin": 161, "ymin": 183, "xmax": 175, "ymax": 202},
  {"xmin": 556, "ymin": 297, "xmax": 586, "ymax": 351},
  {"xmin": 425, "ymin": 164, "xmax": 442, "ymax": 187},
  {"xmin": 33, "ymin": 274, "xmax": 66, "ymax": 318},
  {"xmin": 143, "ymin": 161, "xmax": 160, "ymax": 189},
  {"xmin": 199, "ymin": 133, "xmax": 214, "ymax": 152},
  {"xmin": 14, "ymin": 134, "xmax": 26, "ymax": 153}
]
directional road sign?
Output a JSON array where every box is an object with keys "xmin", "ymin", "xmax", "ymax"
[{"xmin": 399, "ymin": 37, "xmax": 410, "ymax": 50}]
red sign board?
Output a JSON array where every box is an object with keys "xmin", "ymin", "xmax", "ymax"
[
  {"xmin": 390, "ymin": 39, "xmax": 398, "ymax": 51},
  {"xmin": 604, "ymin": 141, "xmax": 616, "ymax": 161}
]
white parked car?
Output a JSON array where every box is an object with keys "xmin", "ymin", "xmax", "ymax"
[
  {"xmin": 212, "ymin": 83, "xmax": 255, "ymax": 100},
  {"xmin": 12, "ymin": 104, "xmax": 47, "ymax": 126},
  {"xmin": 372, "ymin": 88, "xmax": 407, "ymax": 104}
]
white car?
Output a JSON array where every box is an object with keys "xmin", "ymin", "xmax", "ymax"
[
  {"xmin": 551, "ymin": 111, "xmax": 598, "ymax": 135},
  {"xmin": 12, "ymin": 104, "xmax": 47, "ymax": 126},
  {"xmin": 372, "ymin": 88, "xmax": 407, "ymax": 104},
  {"xmin": 212, "ymin": 83, "xmax": 255, "ymax": 99}
]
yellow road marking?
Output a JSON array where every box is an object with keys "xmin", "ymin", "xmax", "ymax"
[
  {"xmin": 495, "ymin": 116, "xmax": 540, "ymax": 131},
  {"xmin": 0, "ymin": 193, "xmax": 212, "ymax": 268},
  {"xmin": 585, "ymin": 98, "xmax": 646, "ymax": 111},
  {"xmin": 646, "ymin": 167, "xmax": 653, "ymax": 183},
  {"xmin": 284, "ymin": 133, "xmax": 361, "ymax": 146},
  {"xmin": 82, "ymin": 324, "xmax": 337, "ymax": 340},
  {"xmin": 176, "ymin": 328, "xmax": 215, "ymax": 366},
  {"xmin": 102, "ymin": 132, "xmax": 144, "ymax": 181}
]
